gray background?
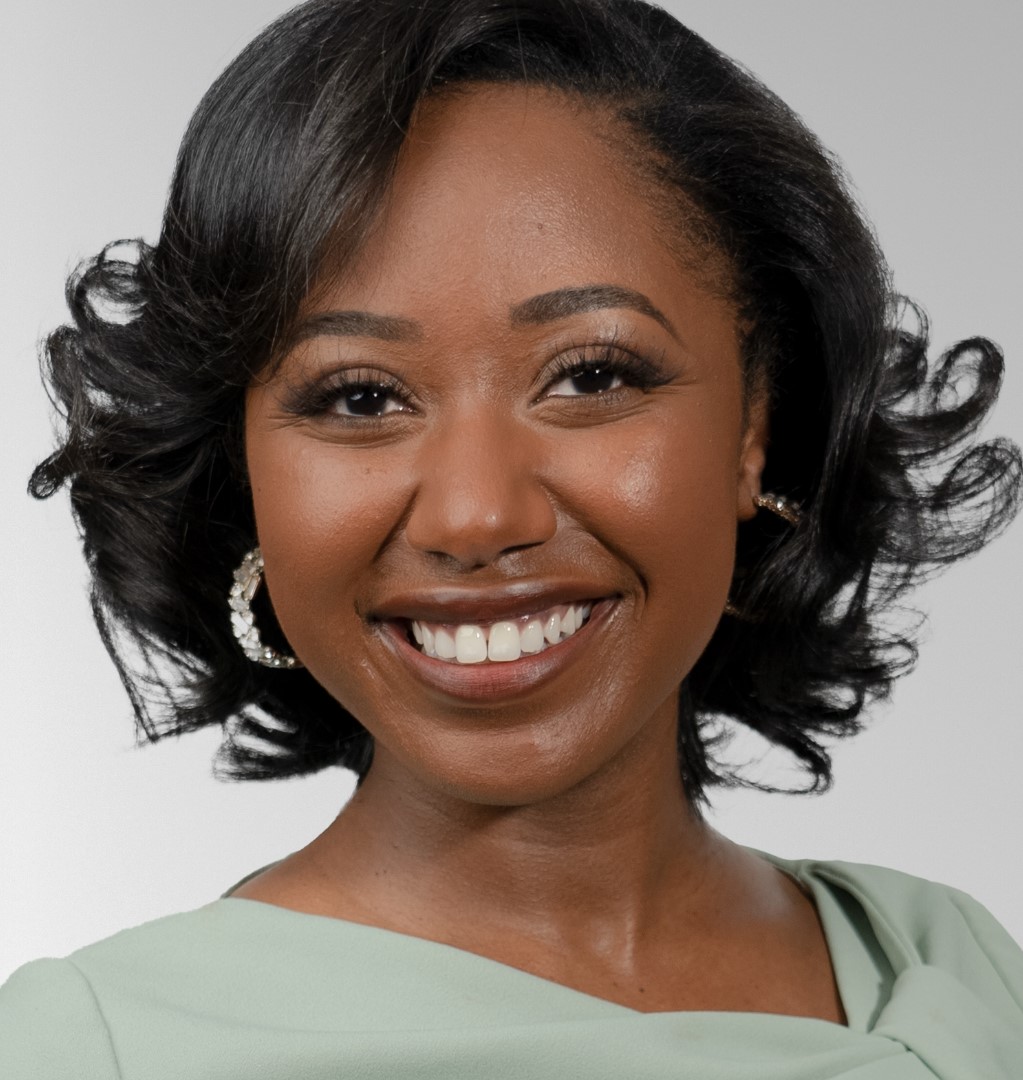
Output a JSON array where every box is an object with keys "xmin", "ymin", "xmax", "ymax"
[{"xmin": 2, "ymin": 1, "xmax": 1020, "ymax": 980}]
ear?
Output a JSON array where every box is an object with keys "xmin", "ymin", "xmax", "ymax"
[{"xmin": 736, "ymin": 384, "xmax": 769, "ymax": 523}]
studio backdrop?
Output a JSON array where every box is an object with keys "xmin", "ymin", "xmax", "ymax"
[{"xmin": 2, "ymin": 0, "xmax": 1020, "ymax": 980}]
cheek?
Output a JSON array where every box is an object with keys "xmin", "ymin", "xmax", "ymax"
[
  {"xmin": 543, "ymin": 407, "xmax": 741, "ymax": 645},
  {"xmin": 246, "ymin": 431, "xmax": 411, "ymax": 653}
]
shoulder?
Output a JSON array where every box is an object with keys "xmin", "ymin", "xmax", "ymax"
[
  {"xmin": 785, "ymin": 856, "xmax": 1023, "ymax": 1016},
  {"xmin": 0, "ymin": 903, "xmax": 246, "ymax": 1079},
  {"xmin": 0, "ymin": 956, "xmax": 120, "ymax": 1078},
  {"xmin": 797, "ymin": 857, "xmax": 1020, "ymax": 958},
  {"xmin": 0, "ymin": 898, "xmax": 422, "ymax": 1074},
  {"xmin": 2, "ymin": 901, "xmax": 296, "ymax": 1015}
]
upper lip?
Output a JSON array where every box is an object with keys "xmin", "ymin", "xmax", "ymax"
[{"xmin": 371, "ymin": 581, "xmax": 614, "ymax": 625}]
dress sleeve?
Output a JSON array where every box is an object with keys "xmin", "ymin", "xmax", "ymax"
[{"xmin": 0, "ymin": 958, "xmax": 121, "ymax": 1079}]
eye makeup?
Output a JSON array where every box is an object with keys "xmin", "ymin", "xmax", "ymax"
[
  {"xmin": 273, "ymin": 324, "xmax": 675, "ymax": 424},
  {"xmin": 540, "ymin": 340, "xmax": 673, "ymax": 400},
  {"xmin": 276, "ymin": 366, "xmax": 415, "ymax": 422}
]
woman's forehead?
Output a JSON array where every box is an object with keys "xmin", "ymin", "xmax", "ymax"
[{"xmin": 306, "ymin": 84, "xmax": 735, "ymax": 333}]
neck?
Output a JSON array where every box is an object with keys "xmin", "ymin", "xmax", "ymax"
[
  {"xmin": 298, "ymin": 704, "xmax": 725, "ymax": 951},
  {"xmin": 229, "ymin": 703, "xmax": 833, "ymax": 1019}
]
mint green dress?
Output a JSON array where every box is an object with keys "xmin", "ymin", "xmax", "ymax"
[{"xmin": 2, "ymin": 856, "xmax": 1021, "ymax": 1078}]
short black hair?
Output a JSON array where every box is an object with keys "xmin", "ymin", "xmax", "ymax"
[{"xmin": 30, "ymin": 0, "xmax": 1021, "ymax": 803}]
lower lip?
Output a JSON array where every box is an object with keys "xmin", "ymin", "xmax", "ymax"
[{"xmin": 377, "ymin": 600, "xmax": 616, "ymax": 702}]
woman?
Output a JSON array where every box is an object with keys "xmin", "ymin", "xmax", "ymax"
[{"xmin": 3, "ymin": 0, "xmax": 1021, "ymax": 1075}]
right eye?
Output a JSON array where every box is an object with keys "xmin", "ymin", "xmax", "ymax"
[
  {"xmin": 280, "ymin": 366, "xmax": 416, "ymax": 423},
  {"xmin": 328, "ymin": 381, "xmax": 410, "ymax": 418}
]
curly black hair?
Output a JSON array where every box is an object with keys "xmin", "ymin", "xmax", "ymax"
[{"xmin": 29, "ymin": 0, "xmax": 1021, "ymax": 804}]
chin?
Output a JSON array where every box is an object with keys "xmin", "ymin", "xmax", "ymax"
[{"xmin": 380, "ymin": 731, "xmax": 616, "ymax": 809}]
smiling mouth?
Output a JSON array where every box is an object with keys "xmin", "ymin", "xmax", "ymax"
[{"xmin": 405, "ymin": 602, "xmax": 594, "ymax": 665}]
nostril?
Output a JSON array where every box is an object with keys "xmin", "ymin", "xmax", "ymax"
[{"xmin": 402, "ymin": 445, "xmax": 558, "ymax": 568}]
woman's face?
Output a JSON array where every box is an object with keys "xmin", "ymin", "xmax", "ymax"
[{"xmin": 246, "ymin": 86, "xmax": 766, "ymax": 806}]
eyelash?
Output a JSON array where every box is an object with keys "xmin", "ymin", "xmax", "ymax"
[
  {"xmin": 281, "ymin": 342, "xmax": 670, "ymax": 422},
  {"xmin": 281, "ymin": 367, "xmax": 411, "ymax": 421},
  {"xmin": 543, "ymin": 342, "xmax": 671, "ymax": 400}
]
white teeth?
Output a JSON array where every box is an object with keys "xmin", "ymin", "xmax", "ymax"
[
  {"xmin": 409, "ymin": 603, "xmax": 595, "ymax": 665},
  {"xmin": 520, "ymin": 618, "xmax": 545, "ymax": 655},
  {"xmin": 454, "ymin": 625, "xmax": 488, "ymax": 664},
  {"xmin": 434, "ymin": 626, "xmax": 457, "ymax": 660},
  {"xmin": 487, "ymin": 622, "xmax": 521, "ymax": 662}
]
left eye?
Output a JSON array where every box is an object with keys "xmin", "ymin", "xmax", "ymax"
[
  {"xmin": 330, "ymin": 384, "xmax": 409, "ymax": 417},
  {"xmin": 546, "ymin": 364, "xmax": 626, "ymax": 397}
]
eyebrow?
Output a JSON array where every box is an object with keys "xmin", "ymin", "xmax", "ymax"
[
  {"xmin": 290, "ymin": 310, "xmax": 423, "ymax": 344},
  {"xmin": 509, "ymin": 284, "xmax": 680, "ymax": 341},
  {"xmin": 289, "ymin": 283, "xmax": 679, "ymax": 346}
]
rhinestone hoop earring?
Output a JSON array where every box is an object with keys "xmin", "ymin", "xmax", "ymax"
[
  {"xmin": 229, "ymin": 548, "xmax": 303, "ymax": 669},
  {"xmin": 723, "ymin": 492, "xmax": 804, "ymax": 618}
]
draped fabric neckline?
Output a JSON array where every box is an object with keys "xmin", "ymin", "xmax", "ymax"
[
  {"xmin": 221, "ymin": 849, "xmax": 856, "ymax": 1024},
  {"xmin": 5, "ymin": 852, "xmax": 1020, "ymax": 1079},
  {"xmin": 209, "ymin": 850, "xmax": 1023, "ymax": 1078}
]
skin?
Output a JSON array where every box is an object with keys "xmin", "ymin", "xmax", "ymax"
[{"xmin": 240, "ymin": 85, "xmax": 845, "ymax": 1023}]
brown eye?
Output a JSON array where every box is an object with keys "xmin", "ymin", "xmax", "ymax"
[
  {"xmin": 546, "ymin": 363, "xmax": 626, "ymax": 397},
  {"xmin": 331, "ymin": 384, "xmax": 408, "ymax": 417}
]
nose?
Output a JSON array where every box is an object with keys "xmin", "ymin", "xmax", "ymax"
[{"xmin": 404, "ymin": 409, "xmax": 557, "ymax": 569}]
